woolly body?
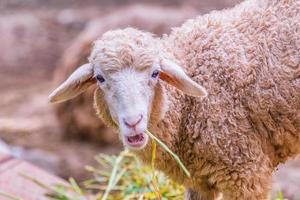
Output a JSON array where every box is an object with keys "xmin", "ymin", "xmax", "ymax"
[
  {"xmin": 51, "ymin": 0, "xmax": 300, "ymax": 199},
  {"xmin": 130, "ymin": 0, "xmax": 299, "ymax": 198}
]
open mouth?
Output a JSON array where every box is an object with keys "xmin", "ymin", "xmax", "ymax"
[{"xmin": 125, "ymin": 133, "xmax": 148, "ymax": 149}]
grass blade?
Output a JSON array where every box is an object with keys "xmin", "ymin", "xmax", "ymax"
[
  {"xmin": 151, "ymin": 139, "xmax": 162, "ymax": 200},
  {"xmin": 145, "ymin": 130, "xmax": 190, "ymax": 178},
  {"xmin": 100, "ymin": 149, "xmax": 128, "ymax": 200},
  {"xmin": 0, "ymin": 191, "xmax": 23, "ymax": 200}
]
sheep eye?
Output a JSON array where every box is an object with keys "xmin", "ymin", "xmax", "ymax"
[
  {"xmin": 151, "ymin": 70, "xmax": 160, "ymax": 78},
  {"xmin": 96, "ymin": 74, "xmax": 105, "ymax": 83}
]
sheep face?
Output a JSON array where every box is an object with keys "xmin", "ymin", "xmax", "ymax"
[
  {"xmin": 49, "ymin": 28, "xmax": 207, "ymax": 150},
  {"xmin": 93, "ymin": 64, "xmax": 161, "ymax": 150}
]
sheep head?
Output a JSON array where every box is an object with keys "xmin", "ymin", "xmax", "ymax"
[{"xmin": 49, "ymin": 28, "xmax": 207, "ymax": 150}]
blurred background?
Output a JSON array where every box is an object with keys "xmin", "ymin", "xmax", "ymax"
[{"xmin": 0, "ymin": 0, "xmax": 299, "ymax": 199}]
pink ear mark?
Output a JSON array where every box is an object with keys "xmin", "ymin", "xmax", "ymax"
[{"xmin": 160, "ymin": 71, "xmax": 184, "ymax": 89}]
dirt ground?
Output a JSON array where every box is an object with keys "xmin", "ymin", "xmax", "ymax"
[
  {"xmin": 0, "ymin": 4, "xmax": 123, "ymax": 181},
  {"xmin": 0, "ymin": 0, "xmax": 300, "ymax": 199}
]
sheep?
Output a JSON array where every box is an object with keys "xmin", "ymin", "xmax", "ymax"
[
  {"xmin": 49, "ymin": 0, "xmax": 300, "ymax": 199},
  {"xmin": 53, "ymin": 5, "xmax": 197, "ymax": 144}
]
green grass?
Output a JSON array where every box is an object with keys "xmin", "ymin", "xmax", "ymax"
[
  {"xmin": 18, "ymin": 150, "xmax": 287, "ymax": 200},
  {"xmin": 25, "ymin": 150, "xmax": 185, "ymax": 200}
]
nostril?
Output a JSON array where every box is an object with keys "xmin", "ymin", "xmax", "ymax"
[
  {"xmin": 136, "ymin": 114, "xmax": 143, "ymax": 125},
  {"xmin": 124, "ymin": 115, "xmax": 143, "ymax": 128}
]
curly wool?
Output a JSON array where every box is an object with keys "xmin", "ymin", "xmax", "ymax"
[
  {"xmin": 91, "ymin": 0, "xmax": 299, "ymax": 199},
  {"xmin": 133, "ymin": 0, "xmax": 300, "ymax": 199}
]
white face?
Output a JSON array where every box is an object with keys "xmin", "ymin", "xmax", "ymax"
[{"xmin": 94, "ymin": 65, "xmax": 161, "ymax": 150}]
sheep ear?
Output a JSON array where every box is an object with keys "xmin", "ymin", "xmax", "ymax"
[
  {"xmin": 49, "ymin": 63, "xmax": 96, "ymax": 103},
  {"xmin": 159, "ymin": 59, "xmax": 207, "ymax": 97}
]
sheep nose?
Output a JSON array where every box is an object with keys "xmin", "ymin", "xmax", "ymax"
[{"xmin": 123, "ymin": 115, "xmax": 143, "ymax": 129}]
